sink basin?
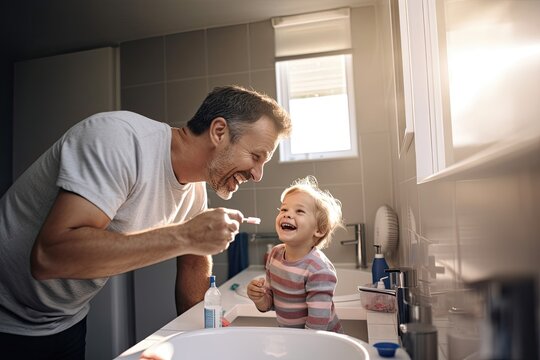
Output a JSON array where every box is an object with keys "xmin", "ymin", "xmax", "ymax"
[
  {"xmin": 228, "ymin": 316, "xmax": 368, "ymax": 341},
  {"xmin": 235, "ymin": 267, "xmax": 371, "ymax": 302},
  {"xmin": 223, "ymin": 293, "xmax": 368, "ymax": 340},
  {"xmin": 139, "ymin": 327, "xmax": 379, "ymax": 360}
]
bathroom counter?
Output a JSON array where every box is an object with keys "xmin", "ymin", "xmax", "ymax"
[{"xmin": 116, "ymin": 266, "xmax": 402, "ymax": 359}]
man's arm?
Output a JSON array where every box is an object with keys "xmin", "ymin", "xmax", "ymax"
[
  {"xmin": 175, "ymin": 254, "xmax": 212, "ymax": 315},
  {"xmin": 31, "ymin": 190, "xmax": 242, "ymax": 280}
]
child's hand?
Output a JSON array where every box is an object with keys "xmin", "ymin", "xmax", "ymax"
[
  {"xmin": 247, "ymin": 277, "xmax": 272, "ymax": 311},
  {"xmin": 247, "ymin": 278, "xmax": 266, "ymax": 301}
]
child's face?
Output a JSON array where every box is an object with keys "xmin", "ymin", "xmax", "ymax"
[{"xmin": 275, "ymin": 191, "xmax": 324, "ymax": 247}]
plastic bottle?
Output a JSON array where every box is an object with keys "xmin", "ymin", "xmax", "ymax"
[
  {"xmin": 204, "ymin": 275, "xmax": 222, "ymax": 328},
  {"xmin": 377, "ymin": 276, "xmax": 389, "ymax": 289},
  {"xmin": 372, "ymin": 245, "xmax": 390, "ymax": 289},
  {"xmin": 263, "ymin": 243, "xmax": 273, "ymax": 269}
]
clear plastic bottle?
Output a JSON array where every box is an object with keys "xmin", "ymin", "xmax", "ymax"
[{"xmin": 204, "ymin": 275, "xmax": 222, "ymax": 328}]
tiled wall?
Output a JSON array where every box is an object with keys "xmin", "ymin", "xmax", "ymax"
[
  {"xmin": 376, "ymin": 1, "xmax": 540, "ymax": 359},
  {"xmin": 120, "ymin": 5, "xmax": 395, "ymax": 285}
]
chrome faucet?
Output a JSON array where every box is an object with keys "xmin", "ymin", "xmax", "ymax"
[
  {"xmin": 358, "ymin": 267, "xmax": 419, "ymax": 339},
  {"xmin": 340, "ymin": 223, "xmax": 367, "ymax": 269}
]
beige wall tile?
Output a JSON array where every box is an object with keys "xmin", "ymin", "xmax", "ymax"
[
  {"xmin": 250, "ymin": 70, "xmax": 277, "ymax": 99},
  {"xmin": 321, "ymin": 184, "xmax": 365, "ymax": 264},
  {"xmin": 417, "ymin": 180, "xmax": 459, "ymax": 291},
  {"xmin": 253, "ymin": 187, "xmax": 283, "ymax": 233},
  {"xmin": 207, "ymin": 187, "xmax": 256, "ymax": 215},
  {"xmin": 360, "ymin": 132, "xmax": 394, "ymax": 260},
  {"xmin": 418, "ymin": 180, "xmax": 455, "ymax": 243},
  {"xmin": 166, "ymin": 78, "xmax": 208, "ymax": 126},
  {"xmin": 207, "ymin": 24, "xmax": 249, "ymax": 75},
  {"xmin": 351, "ymin": 6, "xmax": 388, "ymax": 134},
  {"xmin": 121, "ymin": 84, "xmax": 165, "ymax": 121},
  {"xmin": 455, "ymin": 175, "xmax": 532, "ymax": 280},
  {"xmin": 165, "ymin": 30, "xmax": 207, "ymax": 80},
  {"xmin": 313, "ymin": 157, "xmax": 363, "ymax": 185},
  {"xmin": 208, "ymin": 73, "xmax": 250, "ymax": 90},
  {"xmin": 255, "ymin": 155, "xmax": 315, "ymax": 189},
  {"xmin": 249, "ymin": 20, "xmax": 275, "ymax": 70},
  {"xmin": 121, "ymin": 37, "xmax": 165, "ymax": 86}
]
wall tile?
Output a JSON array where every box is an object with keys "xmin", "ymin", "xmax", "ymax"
[
  {"xmin": 208, "ymin": 73, "xmax": 250, "ymax": 90},
  {"xmin": 360, "ymin": 132, "xmax": 394, "ymax": 261},
  {"xmin": 165, "ymin": 30, "xmax": 207, "ymax": 80},
  {"xmin": 207, "ymin": 24, "xmax": 249, "ymax": 75},
  {"xmin": 417, "ymin": 180, "xmax": 458, "ymax": 290},
  {"xmin": 321, "ymin": 184, "xmax": 365, "ymax": 265},
  {"xmin": 121, "ymin": 37, "xmax": 165, "ymax": 86},
  {"xmin": 166, "ymin": 78, "xmax": 208, "ymax": 126},
  {"xmin": 250, "ymin": 70, "xmax": 277, "ymax": 99},
  {"xmin": 121, "ymin": 84, "xmax": 165, "ymax": 121},
  {"xmin": 207, "ymin": 187, "xmax": 256, "ymax": 216},
  {"xmin": 455, "ymin": 175, "xmax": 532, "ymax": 280},
  {"xmin": 254, "ymin": 155, "xmax": 316, "ymax": 189},
  {"xmin": 313, "ymin": 156, "xmax": 363, "ymax": 185},
  {"xmin": 249, "ymin": 20, "xmax": 275, "ymax": 70},
  {"xmin": 406, "ymin": 178, "xmax": 420, "ymax": 235},
  {"xmin": 253, "ymin": 187, "xmax": 283, "ymax": 233},
  {"xmin": 418, "ymin": 180, "xmax": 455, "ymax": 243},
  {"xmin": 351, "ymin": 6, "xmax": 388, "ymax": 134}
]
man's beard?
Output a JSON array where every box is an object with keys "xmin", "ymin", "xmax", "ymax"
[{"xmin": 208, "ymin": 146, "xmax": 235, "ymax": 200}]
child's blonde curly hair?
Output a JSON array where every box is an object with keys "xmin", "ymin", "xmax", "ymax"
[{"xmin": 280, "ymin": 175, "xmax": 344, "ymax": 249}]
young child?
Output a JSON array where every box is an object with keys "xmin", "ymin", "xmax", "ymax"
[{"xmin": 247, "ymin": 176, "xmax": 344, "ymax": 333}]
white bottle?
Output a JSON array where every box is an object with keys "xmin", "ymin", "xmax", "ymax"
[{"xmin": 204, "ymin": 275, "xmax": 222, "ymax": 328}]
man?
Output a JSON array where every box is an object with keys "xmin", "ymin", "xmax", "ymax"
[{"xmin": 0, "ymin": 85, "xmax": 291, "ymax": 358}]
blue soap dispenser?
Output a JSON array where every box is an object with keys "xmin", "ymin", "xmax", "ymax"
[{"xmin": 372, "ymin": 245, "xmax": 390, "ymax": 289}]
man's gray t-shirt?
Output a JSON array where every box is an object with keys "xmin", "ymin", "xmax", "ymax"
[{"xmin": 0, "ymin": 111, "xmax": 207, "ymax": 335}]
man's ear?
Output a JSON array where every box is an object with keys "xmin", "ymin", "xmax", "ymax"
[{"xmin": 209, "ymin": 117, "xmax": 229, "ymax": 146}]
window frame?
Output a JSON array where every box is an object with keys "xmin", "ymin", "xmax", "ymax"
[{"xmin": 275, "ymin": 52, "xmax": 358, "ymax": 163}]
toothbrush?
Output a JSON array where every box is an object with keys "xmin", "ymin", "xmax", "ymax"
[{"xmin": 242, "ymin": 217, "xmax": 261, "ymax": 225}]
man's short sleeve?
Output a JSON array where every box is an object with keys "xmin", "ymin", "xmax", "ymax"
[{"xmin": 56, "ymin": 115, "xmax": 138, "ymax": 219}]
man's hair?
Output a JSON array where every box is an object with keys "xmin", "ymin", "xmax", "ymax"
[
  {"xmin": 187, "ymin": 85, "xmax": 292, "ymax": 143},
  {"xmin": 280, "ymin": 175, "xmax": 344, "ymax": 249}
]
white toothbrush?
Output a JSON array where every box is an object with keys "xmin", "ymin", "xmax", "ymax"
[{"xmin": 242, "ymin": 217, "xmax": 261, "ymax": 225}]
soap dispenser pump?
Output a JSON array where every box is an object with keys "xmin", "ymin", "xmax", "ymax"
[{"xmin": 372, "ymin": 245, "xmax": 390, "ymax": 289}]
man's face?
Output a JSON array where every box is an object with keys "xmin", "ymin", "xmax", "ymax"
[{"xmin": 208, "ymin": 116, "xmax": 280, "ymax": 200}]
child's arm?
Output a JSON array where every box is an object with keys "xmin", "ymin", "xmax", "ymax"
[
  {"xmin": 247, "ymin": 278, "xmax": 273, "ymax": 312},
  {"xmin": 305, "ymin": 269, "xmax": 338, "ymax": 330}
]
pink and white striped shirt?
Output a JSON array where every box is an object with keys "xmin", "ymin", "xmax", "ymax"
[{"xmin": 263, "ymin": 244, "xmax": 342, "ymax": 333}]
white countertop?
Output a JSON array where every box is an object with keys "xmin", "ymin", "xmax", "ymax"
[{"xmin": 116, "ymin": 266, "xmax": 406, "ymax": 359}]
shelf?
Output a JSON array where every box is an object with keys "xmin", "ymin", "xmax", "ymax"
[{"xmin": 418, "ymin": 128, "xmax": 540, "ymax": 184}]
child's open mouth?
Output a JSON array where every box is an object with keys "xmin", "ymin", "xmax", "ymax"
[{"xmin": 280, "ymin": 222, "xmax": 297, "ymax": 231}]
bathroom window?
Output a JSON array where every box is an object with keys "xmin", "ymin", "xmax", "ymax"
[{"xmin": 276, "ymin": 54, "xmax": 358, "ymax": 162}]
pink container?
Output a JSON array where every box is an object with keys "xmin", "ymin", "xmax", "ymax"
[{"xmin": 358, "ymin": 283, "xmax": 396, "ymax": 313}]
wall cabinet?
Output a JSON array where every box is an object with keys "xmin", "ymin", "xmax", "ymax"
[{"xmin": 398, "ymin": 0, "xmax": 540, "ymax": 182}]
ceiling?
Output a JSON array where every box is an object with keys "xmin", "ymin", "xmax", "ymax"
[{"xmin": 2, "ymin": 0, "xmax": 373, "ymax": 61}]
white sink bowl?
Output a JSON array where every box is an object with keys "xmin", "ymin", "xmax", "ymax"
[{"xmin": 140, "ymin": 327, "xmax": 380, "ymax": 360}]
